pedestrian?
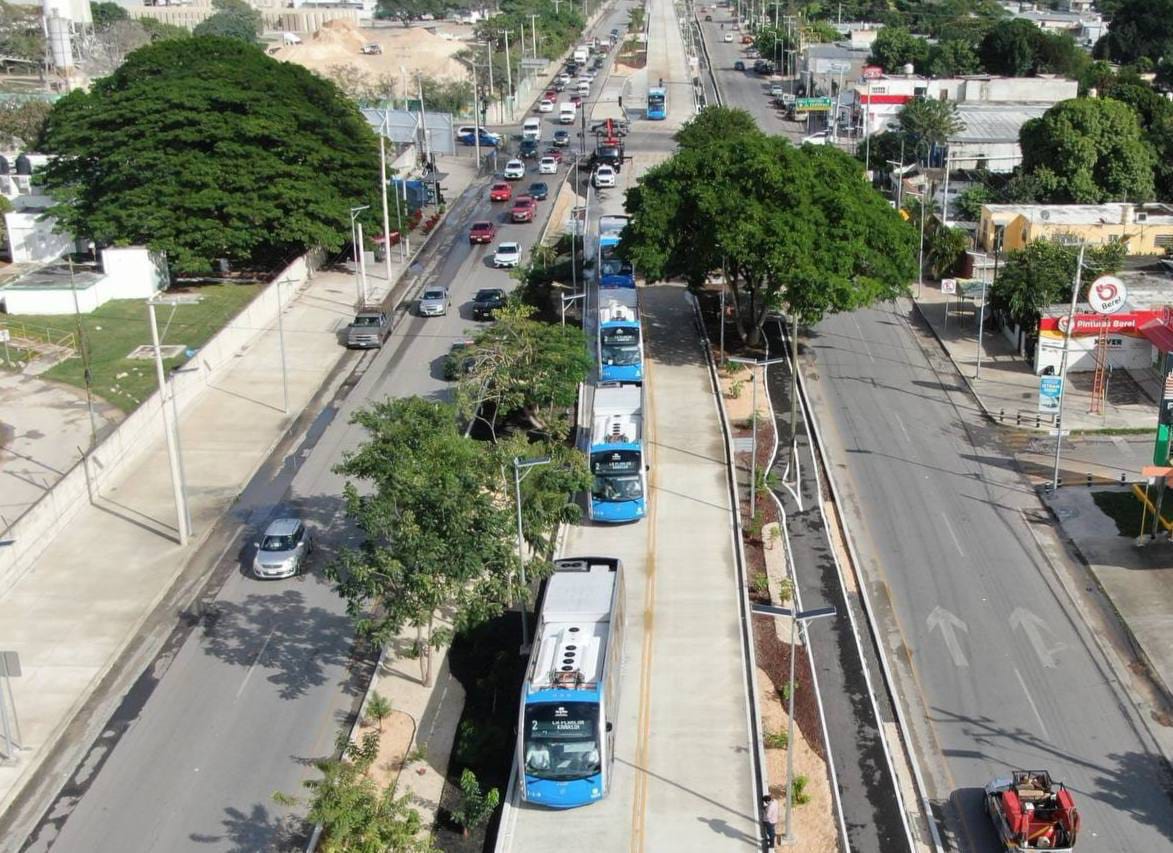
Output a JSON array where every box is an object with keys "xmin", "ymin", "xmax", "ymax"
[{"xmin": 761, "ymin": 793, "xmax": 779, "ymax": 848}]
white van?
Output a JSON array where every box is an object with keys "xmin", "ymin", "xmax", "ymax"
[
  {"xmin": 559, "ymin": 102, "xmax": 577, "ymax": 124},
  {"xmin": 577, "ymin": 79, "xmax": 591, "ymax": 97},
  {"xmin": 573, "ymin": 46, "xmax": 589, "ymax": 64},
  {"xmin": 522, "ymin": 117, "xmax": 542, "ymax": 141}
]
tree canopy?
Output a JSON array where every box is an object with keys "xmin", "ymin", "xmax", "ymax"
[
  {"xmin": 38, "ymin": 36, "xmax": 382, "ymax": 275},
  {"xmin": 1098, "ymin": 0, "xmax": 1173, "ymax": 66},
  {"xmin": 978, "ymin": 18, "xmax": 1088, "ymax": 79},
  {"xmin": 621, "ymin": 107, "xmax": 916, "ymax": 345},
  {"xmin": 0, "ymin": 99, "xmax": 51, "ymax": 150},
  {"xmin": 192, "ymin": 0, "xmax": 262, "ymax": 44},
  {"xmin": 1019, "ymin": 97, "xmax": 1155, "ymax": 203},
  {"xmin": 89, "ymin": 1, "xmax": 128, "ymax": 29},
  {"xmin": 868, "ymin": 26, "xmax": 930, "ymax": 73},
  {"xmin": 899, "ymin": 96, "xmax": 965, "ymax": 151},
  {"xmin": 991, "ymin": 240, "xmax": 1126, "ymax": 331}
]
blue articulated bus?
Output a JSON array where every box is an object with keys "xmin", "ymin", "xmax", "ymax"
[
  {"xmin": 589, "ymin": 384, "xmax": 646, "ymax": 522},
  {"xmin": 647, "ymin": 86, "xmax": 667, "ymax": 120},
  {"xmin": 598, "ymin": 289, "xmax": 643, "ymax": 384},
  {"xmin": 518, "ymin": 556, "xmax": 626, "ymax": 808},
  {"xmin": 596, "ymin": 215, "xmax": 635, "ymax": 289}
]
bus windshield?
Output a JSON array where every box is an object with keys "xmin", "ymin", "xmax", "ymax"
[
  {"xmin": 591, "ymin": 450, "xmax": 644, "ymax": 501},
  {"xmin": 523, "ymin": 701, "xmax": 601, "ymax": 781},
  {"xmin": 648, "ymin": 93, "xmax": 664, "ymax": 108},
  {"xmin": 600, "ymin": 327, "xmax": 641, "ymax": 365}
]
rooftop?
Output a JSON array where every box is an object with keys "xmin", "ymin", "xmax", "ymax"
[
  {"xmin": 981, "ymin": 203, "xmax": 1173, "ymax": 227},
  {"xmin": 1, "ymin": 262, "xmax": 102, "ymax": 291},
  {"xmin": 950, "ymin": 103, "xmax": 1050, "ymax": 142}
]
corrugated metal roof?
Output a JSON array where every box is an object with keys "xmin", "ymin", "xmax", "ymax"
[{"xmin": 949, "ymin": 104, "xmax": 1049, "ymax": 143}]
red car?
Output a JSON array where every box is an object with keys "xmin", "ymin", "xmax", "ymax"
[
  {"xmin": 544, "ymin": 88, "xmax": 557, "ymax": 100},
  {"xmin": 569, "ymin": 94, "xmax": 582, "ymax": 106},
  {"xmin": 489, "ymin": 181, "xmax": 512, "ymax": 202},
  {"xmin": 511, "ymin": 197, "xmax": 536, "ymax": 223},
  {"xmin": 469, "ymin": 221, "xmax": 497, "ymax": 243},
  {"xmin": 543, "ymin": 147, "xmax": 563, "ymax": 163}
]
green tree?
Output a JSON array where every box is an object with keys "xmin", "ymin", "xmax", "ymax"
[
  {"xmin": 926, "ymin": 39, "xmax": 981, "ymax": 77},
  {"xmin": 868, "ymin": 26, "xmax": 930, "ymax": 73},
  {"xmin": 364, "ymin": 692, "xmax": 392, "ymax": 733},
  {"xmin": 38, "ymin": 37, "xmax": 381, "ymax": 275},
  {"xmin": 1034, "ymin": 31, "xmax": 1089, "ymax": 79},
  {"xmin": 293, "ymin": 731, "xmax": 433, "ymax": 853},
  {"xmin": 377, "ymin": 0, "xmax": 451, "ymax": 26},
  {"xmin": 899, "ymin": 96, "xmax": 965, "ymax": 151},
  {"xmin": 955, "ymin": 184, "xmax": 994, "ymax": 221},
  {"xmin": 451, "ymin": 769, "xmax": 499, "ymax": 838},
  {"xmin": 926, "ymin": 224, "xmax": 970, "ymax": 279},
  {"xmin": 0, "ymin": 100, "xmax": 52, "ymax": 150},
  {"xmin": 980, "ymin": 19, "xmax": 1040, "ymax": 76},
  {"xmin": 193, "ymin": 0, "xmax": 262, "ymax": 45},
  {"xmin": 1079, "ymin": 60, "xmax": 1117, "ymax": 96},
  {"xmin": 991, "ymin": 240, "xmax": 1127, "ymax": 330},
  {"xmin": 89, "ymin": 1, "xmax": 128, "ymax": 29},
  {"xmin": 420, "ymin": 74, "xmax": 474, "ymax": 114},
  {"xmin": 622, "ymin": 106, "xmax": 916, "ymax": 347},
  {"xmin": 1099, "ymin": 0, "xmax": 1173, "ymax": 66},
  {"xmin": 328, "ymin": 397, "xmax": 518, "ymax": 686},
  {"xmin": 1019, "ymin": 97, "xmax": 1155, "ymax": 203},
  {"xmin": 140, "ymin": 18, "xmax": 191, "ymax": 42},
  {"xmin": 0, "ymin": 1, "xmax": 45, "ymax": 66},
  {"xmin": 455, "ymin": 302, "xmax": 592, "ymax": 440}
]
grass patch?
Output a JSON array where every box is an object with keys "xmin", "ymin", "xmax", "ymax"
[
  {"xmin": 1072, "ymin": 427, "xmax": 1154, "ymax": 437},
  {"xmin": 10, "ymin": 282, "xmax": 260, "ymax": 412},
  {"xmin": 1091, "ymin": 489, "xmax": 1153, "ymax": 538}
]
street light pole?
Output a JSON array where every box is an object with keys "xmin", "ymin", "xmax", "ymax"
[
  {"xmin": 379, "ymin": 111, "xmax": 395, "ymax": 284},
  {"xmin": 275, "ymin": 275, "xmax": 289, "ymax": 414},
  {"xmin": 147, "ymin": 298, "xmax": 190, "ymax": 546},
  {"xmin": 1051, "ymin": 243, "xmax": 1087, "ymax": 491},
  {"xmin": 975, "ymin": 229, "xmax": 1001, "ymax": 381},
  {"xmin": 501, "ymin": 29, "xmax": 514, "ymax": 121},
  {"xmin": 349, "ymin": 205, "xmax": 370, "ymax": 306},
  {"xmin": 561, "ymin": 291, "xmax": 585, "ymax": 326},
  {"xmin": 513, "ymin": 455, "xmax": 552, "ymax": 650}
]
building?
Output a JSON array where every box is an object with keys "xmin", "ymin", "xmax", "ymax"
[
  {"xmin": 801, "ymin": 42, "xmax": 874, "ymax": 90},
  {"xmin": 946, "ymin": 102, "xmax": 1052, "ymax": 173},
  {"xmin": 0, "ymin": 153, "xmax": 75, "ymax": 265},
  {"xmin": 977, "ymin": 203, "xmax": 1173, "ymax": 256},
  {"xmin": 0, "ymin": 247, "xmax": 167, "ymax": 315},
  {"xmin": 126, "ymin": 0, "xmax": 362, "ymax": 34}
]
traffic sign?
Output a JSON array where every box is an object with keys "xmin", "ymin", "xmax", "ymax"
[
  {"xmin": 1039, "ymin": 375, "xmax": 1063, "ymax": 414},
  {"xmin": 941, "ymin": 278, "xmax": 957, "ymax": 295},
  {"xmin": 1048, "ymin": 429, "xmax": 1071, "ymax": 438},
  {"xmin": 520, "ymin": 58, "xmax": 548, "ymax": 69},
  {"xmin": 795, "ymin": 97, "xmax": 833, "ymax": 110},
  {"xmin": 0, "ymin": 329, "xmax": 9, "ymax": 343}
]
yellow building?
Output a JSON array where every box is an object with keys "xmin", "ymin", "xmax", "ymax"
[{"xmin": 977, "ymin": 203, "xmax": 1173, "ymax": 255}]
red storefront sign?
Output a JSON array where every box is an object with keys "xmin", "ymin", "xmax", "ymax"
[{"xmin": 1038, "ymin": 309, "xmax": 1163, "ymax": 336}]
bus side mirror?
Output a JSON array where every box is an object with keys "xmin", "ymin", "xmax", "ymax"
[{"xmin": 606, "ymin": 722, "xmax": 613, "ymax": 732}]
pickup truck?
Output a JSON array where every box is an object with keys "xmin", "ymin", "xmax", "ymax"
[{"xmin": 346, "ymin": 307, "xmax": 391, "ymax": 348}]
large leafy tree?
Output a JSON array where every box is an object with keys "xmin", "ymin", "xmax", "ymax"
[
  {"xmin": 868, "ymin": 26, "xmax": 930, "ymax": 73},
  {"xmin": 621, "ymin": 106, "xmax": 915, "ymax": 346},
  {"xmin": 328, "ymin": 398, "xmax": 519, "ymax": 686},
  {"xmin": 899, "ymin": 96, "xmax": 965, "ymax": 151},
  {"xmin": 38, "ymin": 37, "xmax": 381, "ymax": 275},
  {"xmin": 1019, "ymin": 97, "xmax": 1155, "ymax": 203},
  {"xmin": 991, "ymin": 240, "xmax": 1126, "ymax": 331},
  {"xmin": 89, "ymin": 1, "xmax": 128, "ymax": 29},
  {"xmin": 192, "ymin": 0, "xmax": 261, "ymax": 44},
  {"xmin": 0, "ymin": 100, "xmax": 51, "ymax": 150},
  {"xmin": 1098, "ymin": 0, "xmax": 1173, "ymax": 66},
  {"xmin": 0, "ymin": 1, "xmax": 45, "ymax": 66},
  {"xmin": 926, "ymin": 39, "xmax": 981, "ymax": 77},
  {"xmin": 980, "ymin": 19, "xmax": 1039, "ymax": 77}
]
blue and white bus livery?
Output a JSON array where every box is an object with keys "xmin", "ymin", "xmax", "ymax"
[
  {"xmin": 598, "ymin": 290, "xmax": 643, "ymax": 384},
  {"xmin": 647, "ymin": 86, "xmax": 667, "ymax": 120},
  {"xmin": 589, "ymin": 384, "xmax": 646, "ymax": 522},
  {"xmin": 518, "ymin": 557, "xmax": 626, "ymax": 808},
  {"xmin": 596, "ymin": 215, "xmax": 635, "ymax": 289}
]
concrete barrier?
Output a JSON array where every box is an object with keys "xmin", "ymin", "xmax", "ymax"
[{"xmin": 0, "ymin": 251, "xmax": 323, "ymax": 597}]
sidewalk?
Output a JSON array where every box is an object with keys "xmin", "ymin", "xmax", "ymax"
[
  {"xmin": 0, "ymin": 153, "xmax": 481, "ymax": 829},
  {"xmin": 912, "ymin": 283, "xmax": 1162, "ymax": 432}
]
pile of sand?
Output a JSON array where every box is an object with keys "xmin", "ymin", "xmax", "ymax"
[{"xmin": 272, "ymin": 20, "xmax": 471, "ymax": 84}]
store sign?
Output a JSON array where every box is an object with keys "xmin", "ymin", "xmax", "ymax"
[
  {"xmin": 862, "ymin": 65, "xmax": 883, "ymax": 79},
  {"xmin": 1040, "ymin": 309, "xmax": 1162, "ymax": 335},
  {"xmin": 1088, "ymin": 275, "xmax": 1127, "ymax": 315},
  {"xmin": 1039, "ymin": 376, "xmax": 1063, "ymax": 414}
]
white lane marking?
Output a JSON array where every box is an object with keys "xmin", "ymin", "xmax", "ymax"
[
  {"xmin": 1014, "ymin": 666, "xmax": 1051, "ymax": 741},
  {"xmin": 892, "ymin": 410, "xmax": 911, "ymax": 443},
  {"xmin": 236, "ymin": 627, "xmax": 276, "ymax": 699},
  {"xmin": 940, "ymin": 513, "xmax": 966, "ymax": 556},
  {"xmin": 852, "ymin": 316, "xmax": 875, "ymax": 363}
]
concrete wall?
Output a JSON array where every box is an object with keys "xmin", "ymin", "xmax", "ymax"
[
  {"xmin": 4, "ymin": 209, "xmax": 71, "ymax": 264},
  {"xmin": 948, "ymin": 139, "xmax": 1023, "ymax": 173},
  {"xmin": 0, "ymin": 249, "xmax": 324, "ymax": 597},
  {"xmin": 100, "ymin": 246, "xmax": 168, "ymax": 299}
]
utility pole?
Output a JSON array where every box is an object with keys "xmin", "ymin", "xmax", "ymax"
[
  {"xmin": 975, "ymin": 228, "xmax": 1002, "ymax": 380},
  {"xmin": 147, "ymin": 298, "xmax": 189, "ymax": 546},
  {"xmin": 1051, "ymin": 243, "xmax": 1087, "ymax": 491},
  {"xmin": 512, "ymin": 456, "xmax": 551, "ymax": 650},
  {"xmin": 416, "ymin": 74, "xmax": 431, "ymax": 164},
  {"xmin": 378, "ymin": 110, "xmax": 394, "ymax": 282},
  {"xmin": 529, "ymin": 13, "xmax": 538, "ymax": 57},
  {"xmin": 66, "ymin": 258, "xmax": 98, "ymax": 447},
  {"xmin": 501, "ymin": 29, "xmax": 513, "ymax": 121},
  {"xmin": 485, "ymin": 42, "xmax": 495, "ymax": 123},
  {"xmin": 472, "ymin": 62, "xmax": 481, "ymax": 165}
]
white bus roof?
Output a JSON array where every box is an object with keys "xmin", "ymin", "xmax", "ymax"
[
  {"xmin": 598, "ymin": 215, "xmax": 629, "ymax": 238},
  {"xmin": 527, "ymin": 558, "xmax": 618, "ymax": 694},
  {"xmin": 598, "ymin": 291, "xmax": 638, "ymax": 324},
  {"xmin": 592, "ymin": 385, "xmax": 642, "ymax": 445}
]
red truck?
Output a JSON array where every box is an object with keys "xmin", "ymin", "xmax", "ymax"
[{"xmin": 985, "ymin": 770, "xmax": 1080, "ymax": 851}]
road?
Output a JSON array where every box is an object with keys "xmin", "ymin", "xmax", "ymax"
[
  {"xmin": 18, "ymin": 7, "xmax": 633, "ymax": 851},
  {"xmin": 499, "ymin": 0, "xmax": 760, "ymax": 849},
  {"xmin": 698, "ymin": 15, "xmax": 1173, "ymax": 850}
]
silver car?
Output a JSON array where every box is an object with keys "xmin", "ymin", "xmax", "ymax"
[
  {"xmin": 253, "ymin": 518, "xmax": 311, "ymax": 579},
  {"xmin": 418, "ymin": 286, "xmax": 450, "ymax": 316}
]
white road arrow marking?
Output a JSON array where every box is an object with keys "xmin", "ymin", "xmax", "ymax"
[
  {"xmin": 927, "ymin": 606, "xmax": 969, "ymax": 668},
  {"xmin": 1009, "ymin": 608, "xmax": 1066, "ymax": 669}
]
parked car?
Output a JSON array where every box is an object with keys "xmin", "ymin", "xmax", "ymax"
[
  {"xmin": 593, "ymin": 164, "xmax": 616, "ymax": 188},
  {"xmin": 346, "ymin": 309, "xmax": 390, "ymax": 348},
  {"xmin": 553, "ymin": 129, "xmax": 571, "ymax": 146},
  {"xmin": 527, "ymin": 181, "xmax": 550, "ymax": 200},
  {"xmin": 741, "ymin": 34, "xmax": 754, "ymax": 44},
  {"xmin": 489, "ymin": 181, "xmax": 513, "ymax": 202},
  {"xmin": 491, "ymin": 242, "xmax": 521, "ymax": 268},
  {"xmin": 733, "ymin": 60, "xmax": 745, "ymax": 71},
  {"xmin": 253, "ymin": 517, "xmax": 311, "ymax": 579},
  {"xmin": 473, "ymin": 288, "xmax": 509, "ymax": 320},
  {"xmin": 801, "ymin": 131, "xmax": 833, "ymax": 146},
  {"xmin": 469, "ymin": 220, "xmax": 497, "ymax": 244},
  {"xmin": 418, "ymin": 286, "xmax": 450, "ymax": 316},
  {"xmin": 511, "ymin": 196, "xmax": 536, "ymax": 222},
  {"xmin": 769, "ymin": 82, "xmax": 786, "ymax": 97},
  {"xmin": 361, "ymin": 43, "xmax": 382, "ymax": 55},
  {"xmin": 503, "ymin": 159, "xmax": 526, "ymax": 179},
  {"xmin": 723, "ymin": 32, "xmax": 733, "ymax": 42},
  {"xmin": 538, "ymin": 156, "xmax": 558, "ymax": 175},
  {"xmin": 538, "ymin": 98, "xmax": 555, "ymax": 113}
]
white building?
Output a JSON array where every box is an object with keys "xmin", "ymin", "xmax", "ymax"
[{"xmin": 0, "ymin": 247, "xmax": 167, "ymax": 315}]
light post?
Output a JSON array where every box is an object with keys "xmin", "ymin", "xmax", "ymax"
[
  {"xmin": 168, "ymin": 364, "xmax": 198, "ymax": 536},
  {"xmin": 1050, "ymin": 243, "xmax": 1088, "ymax": 492},
  {"xmin": 974, "ymin": 228, "xmax": 1002, "ymax": 381},
  {"xmin": 751, "ymin": 603, "xmax": 837, "ymax": 846},
  {"xmin": 729, "ymin": 356, "xmax": 788, "ymax": 513},
  {"xmin": 500, "ymin": 29, "xmax": 514, "ymax": 121},
  {"xmin": 349, "ymin": 205, "xmax": 370, "ymax": 306},
  {"xmin": 378, "ymin": 111, "xmax": 395, "ymax": 281},
  {"xmin": 561, "ymin": 291, "xmax": 585, "ymax": 326},
  {"xmin": 513, "ymin": 455, "xmax": 552, "ymax": 650},
  {"xmin": 147, "ymin": 296, "xmax": 191, "ymax": 546}
]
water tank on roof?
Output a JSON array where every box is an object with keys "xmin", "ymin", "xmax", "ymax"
[
  {"xmin": 15, "ymin": 154, "xmax": 32, "ymax": 175},
  {"xmin": 0, "ymin": 156, "xmax": 9, "ymax": 175},
  {"xmin": 902, "ymin": 63, "xmax": 914, "ymax": 75}
]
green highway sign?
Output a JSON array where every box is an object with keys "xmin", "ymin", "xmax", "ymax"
[{"xmin": 795, "ymin": 97, "xmax": 833, "ymax": 110}]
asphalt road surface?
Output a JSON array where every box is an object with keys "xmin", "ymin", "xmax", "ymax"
[{"xmin": 19, "ymin": 7, "xmax": 632, "ymax": 851}]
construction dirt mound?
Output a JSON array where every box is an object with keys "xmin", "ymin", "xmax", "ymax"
[{"xmin": 273, "ymin": 20, "xmax": 471, "ymax": 85}]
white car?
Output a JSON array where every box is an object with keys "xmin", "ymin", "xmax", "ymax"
[
  {"xmin": 723, "ymin": 32, "xmax": 734, "ymax": 42},
  {"xmin": 556, "ymin": 73, "xmax": 571, "ymax": 85},
  {"xmin": 593, "ymin": 164, "xmax": 616, "ymax": 188},
  {"xmin": 539, "ymin": 98, "xmax": 555, "ymax": 112},
  {"xmin": 503, "ymin": 159, "xmax": 526, "ymax": 179},
  {"xmin": 493, "ymin": 242, "xmax": 522, "ymax": 268},
  {"xmin": 801, "ymin": 131, "xmax": 833, "ymax": 146},
  {"xmin": 539, "ymin": 156, "xmax": 558, "ymax": 174}
]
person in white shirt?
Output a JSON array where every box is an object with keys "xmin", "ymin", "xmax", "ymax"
[{"xmin": 761, "ymin": 793, "xmax": 779, "ymax": 847}]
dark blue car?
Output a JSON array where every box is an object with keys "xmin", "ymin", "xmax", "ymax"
[
  {"xmin": 456, "ymin": 129, "xmax": 500, "ymax": 147},
  {"xmin": 527, "ymin": 182, "xmax": 549, "ymax": 200}
]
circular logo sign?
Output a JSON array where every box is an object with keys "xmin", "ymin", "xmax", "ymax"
[{"xmin": 1089, "ymin": 275, "xmax": 1127, "ymax": 315}]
